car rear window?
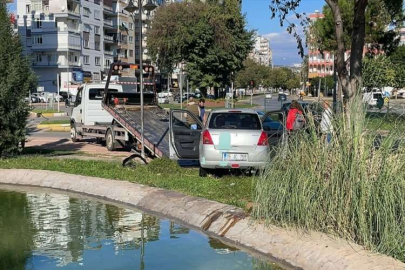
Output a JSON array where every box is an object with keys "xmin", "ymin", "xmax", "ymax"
[{"xmin": 209, "ymin": 113, "xmax": 261, "ymax": 130}]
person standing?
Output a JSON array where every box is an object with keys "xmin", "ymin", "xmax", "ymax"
[
  {"xmin": 320, "ymin": 101, "xmax": 333, "ymax": 143},
  {"xmin": 186, "ymin": 97, "xmax": 199, "ymax": 130},
  {"xmin": 286, "ymin": 100, "xmax": 305, "ymax": 132},
  {"xmin": 198, "ymin": 98, "xmax": 206, "ymax": 124}
]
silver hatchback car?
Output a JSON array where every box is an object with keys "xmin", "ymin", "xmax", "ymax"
[{"xmin": 199, "ymin": 109, "xmax": 270, "ymax": 176}]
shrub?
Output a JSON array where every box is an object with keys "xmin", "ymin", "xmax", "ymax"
[
  {"xmin": 0, "ymin": 4, "xmax": 36, "ymax": 156},
  {"xmin": 253, "ymin": 98, "xmax": 405, "ymax": 262}
]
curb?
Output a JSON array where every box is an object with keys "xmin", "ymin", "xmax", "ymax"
[
  {"xmin": 37, "ymin": 123, "xmax": 70, "ymax": 132},
  {"xmin": 0, "ymin": 169, "xmax": 404, "ymax": 270},
  {"xmin": 30, "ymin": 112, "xmax": 67, "ymax": 117}
]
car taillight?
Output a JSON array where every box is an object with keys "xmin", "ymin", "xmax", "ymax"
[
  {"xmin": 257, "ymin": 131, "xmax": 268, "ymax": 146},
  {"xmin": 202, "ymin": 130, "xmax": 213, "ymax": 145}
]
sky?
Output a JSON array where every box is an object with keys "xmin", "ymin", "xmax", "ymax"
[
  {"xmin": 242, "ymin": 0, "xmax": 325, "ymax": 66},
  {"xmin": 8, "ymin": 0, "xmax": 326, "ymax": 66}
]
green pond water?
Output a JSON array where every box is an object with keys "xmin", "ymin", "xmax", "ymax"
[{"xmin": 0, "ymin": 187, "xmax": 283, "ymax": 270}]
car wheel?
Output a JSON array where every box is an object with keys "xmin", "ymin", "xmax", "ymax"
[
  {"xmin": 106, "ymin": 129, "xmax": 116, "ymax": 151},
  {"xmin": 199, "ymin": 166, "xmax": 209, "ymax": 177},
  {"xmin": 71, "ymin": 123, "xmax": 79, "ymax": 142}
]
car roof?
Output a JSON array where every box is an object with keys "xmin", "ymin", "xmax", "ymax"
[{"xmin": 210, "ymin": 108, "xmax": 258, "ymax": 114}]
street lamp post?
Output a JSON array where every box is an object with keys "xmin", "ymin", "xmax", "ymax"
[{"xmin": 125, "ymin": 0, "xmax": 157, "ymax": 159}]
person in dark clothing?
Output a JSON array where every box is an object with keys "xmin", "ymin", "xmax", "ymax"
[{"xmin": 198, "ymin": 98, "xmax": 206, "ymax": 124}]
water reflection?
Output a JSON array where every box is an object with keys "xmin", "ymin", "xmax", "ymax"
[{"xmin": 0, "ymin": 188, "xmax": 282, "ymax": 270}]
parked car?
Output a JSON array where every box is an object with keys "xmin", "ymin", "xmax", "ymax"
[
  {"xmin": 53, "ymin": 94, "xmax": 64, "ymax": 102},
  {"xmin": 31, "ymin": 96, "xmax": 40, "ymax": 103},
  {"xmin": 157, "ymin": 92, "xmax": 169, "ymax": 104},
  {"xmin": 198, "ymin": 109, "xmax": 270, "ymax": 176},
  {"xmin": 278, "ymin": 93, "xmax": 287, "ymax": 102},
  {"xmin": 31, "ymin": 93, "xmax": 47, "ymax": 103},
  {"xmin": 265, "ymin": 93, "xmax": 272, "ymax": 99},
  {"xmin": 363, "ymin": 92, "xmax": 383, "ymax": 106},
  {"xmin": 206, "ymin": 94, "xmax": 215, "ymax": 100},
  {"xmin": 178, "ymin": 93, "xmax": 196, "ymax": 103}
]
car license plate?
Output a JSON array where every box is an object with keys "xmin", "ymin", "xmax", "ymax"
[{"xmin": 223, "ymin": 153, "xmax": 248, "ymax": 161}]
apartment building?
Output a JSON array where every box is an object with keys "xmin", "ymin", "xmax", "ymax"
[
  {"xmin": 307, "ymin": 11, "xmax": 335, "ymax": 79},
  {"xmin": 16, "ymin": 0, "xmax": 154, "ymax": 94},
  {"xmin": 249, "ymin": 35, "xmax": 273, "ymax": 67}
]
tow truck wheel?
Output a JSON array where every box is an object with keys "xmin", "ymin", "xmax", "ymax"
[
  {"xmin": 106, "ymin": 129, "xmax": 116, "ymax": 151},
  {"xmin": 71, "ymin": 123, "xmax": 79, "ymax": 142}
]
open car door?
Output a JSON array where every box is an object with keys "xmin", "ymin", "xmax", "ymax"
[
  {"xmin": 261, "ymin": 111, "xmax": 286, "ymax": 147},
  {"xmin": 169, "ymin": 109, "xmax": 203, "ymax": 160}
]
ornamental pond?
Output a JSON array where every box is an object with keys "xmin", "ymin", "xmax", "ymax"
[{"xmin": 0, "ymin": 186, "xmax": 283, "ymax": 270}]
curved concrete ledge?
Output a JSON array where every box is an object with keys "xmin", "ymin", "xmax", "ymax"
[{"xmin": 0, "ymin": 169, "xmax": 404, "ymax": 270}]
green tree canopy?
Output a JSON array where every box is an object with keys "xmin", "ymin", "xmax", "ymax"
[
  {"xmin": 362, "ymin": 55, "xmax": 396, "ymax": 89},
  {"xmin": 0, "ymin": 3, "xmax": 36, "ymax": 156},
  {"xmin": 235, "ymin": 60, "xmax": 301, "ymax": 90},
  {"xmin": 147, "ymin": 0, "xmax": 253, "ymax": 91},
  {"xmin": 312, "ymin": 0, "xmax": 403, "ymax": 54}
]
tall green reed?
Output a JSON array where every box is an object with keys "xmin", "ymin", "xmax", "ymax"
[{"xmin": 253, "ymin": 97, "xmax": 405, "ymax": 261}]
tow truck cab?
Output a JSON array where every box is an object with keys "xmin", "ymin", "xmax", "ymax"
[{"xmin": 71, "ymin": 83, "xmax": 123, "ymax": 128}]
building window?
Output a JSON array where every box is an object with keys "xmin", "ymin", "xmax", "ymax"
[
  {"xmin": 83, "ymin": 7, "xmax": 91, "ymax": 17},
  {"xmin": 94, "ymin": 10, "xmax": 100, "ymax": 20},
  {"xmin": 35, "ymin": 19, "xmax": 42, "ymax": 29},
  {"xmin": 105, "ymin": 59, "xmax": 112, "ymax": 68},
  {"xmin": 94, "ymin": 26, "xmax": 100, "ymax": 35},
  {"xmin": 95, "ymin": 57, "xmax": 101, "ymax": 66},
  {"xmin": 36, "ymin": 55, "xmax": 42, "ymax": 62},
  {"xmin": 129, "ymin": 36, "xmax": 133, "ymax": 44},
  {"xmin": 26, "ymin": 5, "xmax": 31, "ymax": 14},
  {"xmin": 129, "ymin": 50, "xmax": 133, "ymax": 57},
  {"xmin": 129, "ymin": 23, "xmax": 133, "ymax": 30},
  {"xmin": 84, "ymin": 55, "xmax": 90, "ymax": 65},
  {"xmin": 95, "ymin": 42, "xmax": 100, "ymax": 51},
  {"xmin": 83, "ymin": 31, "xmax": 90, "ymax": 48},
  {"xmin": 83, "ymin": 39, "xmax": 89, "ymax": 48},
  {"xmin": 34, "ymin": 35, "xmax": 43, "ymax": 44}
]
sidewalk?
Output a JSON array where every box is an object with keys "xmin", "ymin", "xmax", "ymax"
[{"xmin": 26, "ymin": 136, "xmax": 130, "ymax": 158}]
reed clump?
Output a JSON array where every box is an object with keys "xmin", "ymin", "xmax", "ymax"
[{"xmin": 253, "ymin": 98, "xmax": 405, "ymax": 262}]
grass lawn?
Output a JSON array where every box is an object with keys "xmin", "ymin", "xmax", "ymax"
[
  {"xmin": 31, "ymin": 108, "xmax": 59, "ymax": 113},
  {"xmin": 40, "ymin": 119, "xmax": 70, "ymax": 125},
  {"xmin": 0, "ymin": 154, "xmax": 253, "ymax": 209},
  {"xmin": 366, "ymin": 113, "xmax": 405, "ymax": 131}
]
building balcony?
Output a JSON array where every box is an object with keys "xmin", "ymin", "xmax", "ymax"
[
  {"xmin": 67, "ymin": 9, "xmax": 80, "ymax": 17},
  {"xmin": 68, "ymin": 61, "xmax": 81, "ymax": 67},
  {"xmin": 104, "ymin": 50, "xmax": 114, "ymax": 55},
  {"xmin": 104, "ymin": 4, "xmax": 114, "ymax": 13},
  {"xmin": 32, "ymin": 61, "xmax": 59, "ymax": 68},
  {"xmin": 104, "ymin": 35, "xmax": 115, "ymax": 42},
  {"xmin": 104, "ymin": 18, "xmax": 113, "ymax": 27},
  {"xmin": 118, "ymin": 53, "xmax": 128, "ymax": 59}
]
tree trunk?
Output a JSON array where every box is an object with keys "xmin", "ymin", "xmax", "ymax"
[
  {"xmin": 326, "ymin": 0, "xmax": 351, "ymax": 106},
  {"xmin": 349, "ymin": 0, "xmax": 368, "ymax": 97}
]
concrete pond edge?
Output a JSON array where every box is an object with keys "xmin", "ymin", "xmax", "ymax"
[{"xmin": 0, "ymin": 169, "xmax": 403, "ymax": 270}]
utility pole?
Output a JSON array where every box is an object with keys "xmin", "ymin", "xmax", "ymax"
[{"xmin": 57, "ymin": 74, "xmax": 60, "ymax": 112}]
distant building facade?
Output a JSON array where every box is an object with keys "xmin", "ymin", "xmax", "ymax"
[
  {"xmin": 16, "ymin": 0, "xmax": 160, "ymax": 94},
  {"xmin": 307, "ymin": 11, "xmax": 335, "ymax": 78},
  {"xmin": 249, "ymin": 35, "xmax": 273, "ymax": 68}
]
